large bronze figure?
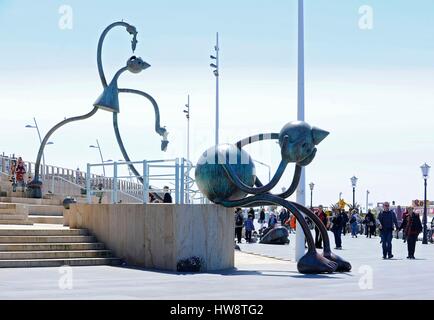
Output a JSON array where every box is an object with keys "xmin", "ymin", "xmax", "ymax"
[
  {"xmin": 28, "ymin": 21, "xmax": 168, "ymax": 198},
  {"xmin": 195, "ymin": 121, "xmax": 352, "ymax": 274}
]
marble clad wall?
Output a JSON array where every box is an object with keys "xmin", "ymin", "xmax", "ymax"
[{"xmin": 68, "ymin": 204, "xmax": 234, "ymax": 271}]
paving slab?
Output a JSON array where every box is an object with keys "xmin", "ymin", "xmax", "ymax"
[{"xmin": 0, "ymin": 230, "xmax": 433, "ymax": 300}]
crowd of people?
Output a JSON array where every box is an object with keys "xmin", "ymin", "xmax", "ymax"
[{"xmin": 234, "ymin": 201, "xmax": 431, "ymax": 260}]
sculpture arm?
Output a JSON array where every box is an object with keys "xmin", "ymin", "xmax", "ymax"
[
  {"xmin": 97, "ymin": 21, "xmax": 138, "ymax": 88},
  {"xmin": 253, "ymin": 164, "xmax": 302, "ymax": 199},
  {"xmin": 222, "ymin": 160, "xmax": 287, "ymax": 195},
  {"xmin": 118, "ymin": 88, "xmax": 167, "ymax": 137},
  {"xmin": 235, "ymin": 133, "xmax": 279, "ymax": 149},
  {"xmin": 34, "ymin": 107, "xmax": 99, "ymax": 179}
]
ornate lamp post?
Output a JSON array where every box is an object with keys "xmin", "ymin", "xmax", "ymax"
[
  {"xmin": 350, "ymin": 176, "xmax": 358, "ymax": 209},
  {"xmin": 366, "ymin": 190, "xmax": 370, "ymax": 214},
  {"xmin": 421, "ymin": 163, "xmax": 430, "ymax": 244},
  {"xmin": 210, "ymin": 33, "xmax": 220, "ymax": 146},
  {"xmin": 309, "ymin": 182, "xmax": 315, "ymax": 209}
]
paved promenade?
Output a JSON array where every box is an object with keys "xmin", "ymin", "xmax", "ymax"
[{"xmin": 1, "ymin": 231, "xmax": 433, "ymax": 300}]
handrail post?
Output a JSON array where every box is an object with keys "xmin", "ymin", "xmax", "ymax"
[
  {"xmin": 143, "ymin": 160, "xmax": 149, "ymax": 204},
  {"xmin": 175, "ymin": 158, "xmax": 180, "ymax": 204},
  {"xmin": 180, "ymin": 158, "xmax": 185, "ymax": 205},
  {"xmin": 86, "ymin": 163, "xmax": 91, "ymax": 204},
  {"xmin": 113, "ymin": 162, "xmax": 118, "ymax": 204}
]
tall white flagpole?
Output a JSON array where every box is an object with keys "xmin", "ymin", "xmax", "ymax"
[{"xmin": 295, "ymin": 0, "xmax": 306, "ymax": 262}]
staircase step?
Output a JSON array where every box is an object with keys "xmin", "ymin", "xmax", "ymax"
[
  {"xmin": 0, "ymin": 220, "xmax": 33, "ymax": 225},
  {"xmin": 0, "ymin": 229, "xmax": 87, "ymax": 236},
  {"xmin": 0, "ymin": 197, "xmax": 62, "ymax": 206},
  {"xmin": 0, "ymin": 235, "xmax": 96, "ymax": 243},
  {"xmin": 0, "ymin": 214, "xmax": 28, "ymax": 220},
  {"xmin": 28, "ymin": 205, "xmax": 64, "ymax": 216},
  {"xmin": 28, "ymin": 215, "xmax": 63, "ymax": 224},
  {"xmin": 0, "ymin": 257, "xmax": 121, "ymax": 268},
  {"xmin": 0, "ymin": 242, "xmax": 104, "ymax": 251},
  {"xmin": 0, "ymin": 250, "xmax": 113, "ymax": 259}
]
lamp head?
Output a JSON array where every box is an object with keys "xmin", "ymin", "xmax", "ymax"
[
  {"xmin": 127, "ymin": 56, "xmax": 150, "ymax": 74},
  {"xmin": 351, "ymin": 176, "xmax": 358, "ymax": 188},
  {"xmin": 421, "ymin": 163, "xmax": 431, "ymax": 179}
]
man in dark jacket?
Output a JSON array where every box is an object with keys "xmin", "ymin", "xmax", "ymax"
[
  {"xmin": 163, "ymin": 186, "xmax": 173, "ymax": 203},
  {"xmin": 234, "ymin": 208, "xmax": 244, "ymax": 244},
  {"xmin": 378, "ymin": 202, "xmax": 399, "ymax": 259},
  {"xmin": 331, "ymin": 210, "xmax": 344, "ymax": 249},
  {"xmin": 399, "ymin": 207, "xmax": 422, "ymax": 259}
]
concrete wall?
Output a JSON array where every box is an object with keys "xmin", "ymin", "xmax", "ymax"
[{"xmin": 68, "ymin": 204, "xmax": 234, "ymax": 272}]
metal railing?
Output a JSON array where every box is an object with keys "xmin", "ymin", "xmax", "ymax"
[{"xmin": 85, "ymin": 158, "xmax": 204, "ymax": 204}]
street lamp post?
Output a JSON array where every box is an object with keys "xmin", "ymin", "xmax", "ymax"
[
  {"xmin": 366, "ymin": 190, "xmax": 370, "ymax": 214},
  {"xmin": 309, "ymin": 182, "xmax": 315, "ymax": 209},
  {"xmin": 25, "ymin": 118, "xmax": 54, "ymax": 179},
  {"xmin": 183, "ymin": 95, "xmax": 191, "ymax": 204},
  {"xmin": 351, "ymin": 176, "xmax": 358, "ymax": 209},
  {"xmin": 339, "ymin": 192, "xmax": 343, "ymax": 201},
  {"xmin": 183, "ymin": 95, "xmax": 190, "ymax": 163},
  {"xmin": 89, "ymin": 139, "xmax": 106, "ymax": 177},
  {"xmin": 421, "ymin": 163, "xmax": 430, "ymax": 245},
  {"xmin": 210, "ymin": 33, "xmax": 220, "ymax": 146}
]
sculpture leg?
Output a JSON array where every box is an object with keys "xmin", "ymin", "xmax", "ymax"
[
  {"xmin": 113, "ymin": 113, "xmax": 144, "ymax": 185},
  {"xmin": 29, "ymin": 107, "xmax": 99, "ymax": 198},
  {"xmin": 220, "ymin": 195, "xmax": 338, "ymax": 274},
  {"xmin": 291, "ymin": 202, "xmax": 352, "ymax": 272}
]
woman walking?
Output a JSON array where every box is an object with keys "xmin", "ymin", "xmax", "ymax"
[
  {"xmin": 399, "ymin": 207, "xmax": 422, "ymax": 259},
  {"xmin": 364, "ymin": 210, "xmax": 376, "ymax": 238}
]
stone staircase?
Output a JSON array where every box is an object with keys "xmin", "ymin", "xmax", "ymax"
[
  {"xmin": 0, "ymin": 228, "xmax": 121, "ymax": 267},
  {"xmin": 0, "ymin": 203, "xmax": 32, "ymax": 225}
]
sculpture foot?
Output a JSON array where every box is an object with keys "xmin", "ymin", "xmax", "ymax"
[
  {"xmin": 323, "ymin": 252, "xmax": 352, "ymax": 272},
  {"xmin": 27, "ymin": 178, "xmax": 43, "ymax": 199},
  {"xmin": 297, "ymin": 251, "xmax": 338, "ymax": 274}
]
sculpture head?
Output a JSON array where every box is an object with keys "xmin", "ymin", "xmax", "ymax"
[
  {"xmin": 279, "ymin": 121, "xmax": 329, "ymax": 166},
  {"xmin": 127, "ymin": 56, "xmax": 150, "ymax": 74},
  {"xmin": 195, "ymin": 144, "xmax": 256, "ymax": 203}
]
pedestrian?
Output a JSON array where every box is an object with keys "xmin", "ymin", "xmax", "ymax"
[
  {"xmin": 331, "ymin": 209, "xmax": 344, "ymax": 250},
  {"xmin": 96, "ymin": 183, "xmax": 104, "ymax": 204},
  {"xmin": 163, "ymin": 186, "xmax": 173, "ymax": 203},
  {"xmin": 15, "ymin": 157, "xmax": 27, "ymax": 192},
  {"xmin": 399, "ymin": 207, "xmax": 422, "ymax": 259},
  {"xmin": 401, "ymin": 209, "xmax": 409, "ymax": 243},
  {"xmin": 315, "ymin": 205, "xmax": 327, "ymax": 248},
  {"xmin": 350, "ymin": 210, "xmax": 360, "ymax": 238},
  {"xmin": 364, "ymin": 210, "xmax": 376, "ymax": 238},
  {"xmin": 244, "ymin": 215, "xmax": 255, "ymax": 243},
  {"xmin": 248, "ymin": 208, "xmax": 255, "ymax": 220},
  {"xmin": 378, "ymin": 202, "xmax": 399, "ymax": 259},
  {"xmin": 290, "ymin": 214, "xmax": 297, "ymax": 233},
  {"xmin": 268, "ymin": 211, "xmax": 278, "ymax": 228},
  {"xmin": 341, "ymin": 211, "xmax": 349, "ymax": 236},
  {"xmin": 234, "ymin": 208, "xmax": 244, "ymax": 244}
]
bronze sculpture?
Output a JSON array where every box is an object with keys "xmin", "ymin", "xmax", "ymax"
[
  {"xmin": 28, "ymin": 21, "xmax": 168, "ymax": 198},
  {"xmin": 195, "ymin": 121, "xmax": 352, "ymax": 274}
]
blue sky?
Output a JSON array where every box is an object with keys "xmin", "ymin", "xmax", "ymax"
[{"xmin": 1, "ymin": 0, "xmax": 434, "ymax": 207}]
